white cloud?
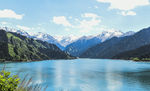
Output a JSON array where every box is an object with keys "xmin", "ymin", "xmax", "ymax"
[
  {"xmin": 0, "ymin": 9, "xmax": 23, "ymax": 20},
  {"xmin": 120, "ymin": 11, "xmax": 136, "ymax": 16},
  {"xmin": 52, "ymin": 13, "xmax": 101, "ymax": 33},
  {"xmin": 97, "ymin": 0, "xmax": 150, "ymax": 11},
  {"xmin": 78, "ymin": 19, "xmax": 101, "ymax": 33},
  {"xmin": 52, "ymin": 16, "xmax": 72, "ymax": 27},
  {"xmin": 78, "ymin": 13, "xmax": 101, "ymax": 33},
  {"xmin": 17, "ymin": 25, "xmax": 31, "ymax": 30}
]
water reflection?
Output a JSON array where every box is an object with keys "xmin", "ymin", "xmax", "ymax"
[
  {"xmin": 35, "ymin": 64, "xmax": 43, "ymax": 84},
  {"xmin": 105, "ymin": 62, "xmax": 122, "ymax": 91},
  {"xmin": 1, "ymin": 59, "xmax": 150, "ymax": 91},
  {"xmin": 54, "ymin": 61, "xmax": 78, "ymax": 90},
  {"xmin": 68, "ymin": 62, "xmax": 77, "ymax": 87},
  {"xmin": 54, "ymin": 61, "xmax": 63, "ymax": 88}
]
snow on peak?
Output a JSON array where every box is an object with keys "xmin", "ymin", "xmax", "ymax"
[
  {"xmin": 34, "ymin": 32, "xmax": 53, "ymax": 39},
  {"xmin": 97, "ymin": 29, "xmax": 123, "ymax": 42},
  {"xmin": 55, "ymin": 35, "xmax": 80, "ymax": 47},
  {"xmin": 78, "ymin": 35, "xmax": 94, "ymax": 40},
  {"xmin": 0, "ymin": 26, "xmax": 135, "ymax": 49},
  {"xmin": 122, "ymin": 31, "xmax": 135, "ymax": 37},
  {"xmin": 0, "ymin": 26, "xmax": 30, "ymax": 37},
  {"xmin": 31, "ymin": 32, "xmax": 59, "ymax": 44}
]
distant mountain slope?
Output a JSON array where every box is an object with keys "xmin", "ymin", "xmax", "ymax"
[
  {"xmin": 65, "ymin": 30, "xmax": 134, "ymax": 57},
  {"xmin": 56, "ymin": 35, "xmax": 79, "ymax": 47},
  {"xmin": 0, "ymin": 27, "xmax": 31, "ymax": 37},
  {"xmin": 0, "ymin": 27, "xmax": 64, "ymax": 50},
  {"xmin": 113, "ymin": 44, "xmax": 150, "ymax": 60},
  {"xmin": 80, "ymin": 27, "xmax": 150, "ymax": 59},
  {"xmin": 30, "ymin": 32, "xmax": 64, "ymax": 50},
  {"xmin": 122, "ymin": 31, "xmax": 135, "ymax": 37},
  {"xmin": 65, "ymin": 36, "xmax": 101, "ymax": 57},
  {"xmin": 0, "ymin": 29, "xmax": 74, "ymax": 61},
  {"xmin": 80, "ymin": 37, "xmax": 123, "ymax": 58}
]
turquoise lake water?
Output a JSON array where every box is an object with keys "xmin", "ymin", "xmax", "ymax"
[{"xmin": 1, "ymin": 59, "xmax": 150, "ymax": 91}]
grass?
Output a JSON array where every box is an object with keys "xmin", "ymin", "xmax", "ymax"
[{"xmin": 15, "ymin": 74, "xmax": 48, "ymax": 91}]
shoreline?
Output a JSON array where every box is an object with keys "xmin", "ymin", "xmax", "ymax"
[
  {"xmin": 1, "ymin": 57, "xmax": 150, "ymax": 63},
  {"xmin": 0, "ymin": 57, "xmax": 77, "ymax": 63}
]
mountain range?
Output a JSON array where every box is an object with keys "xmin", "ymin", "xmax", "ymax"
[
  {"xmin": 0, "ymin": 27, "xmax": 134, "ymax": 53},
  {"xmin": 0, "ymin": 29, "xmax": 74, "ymax": 61},
  {"xmin": 55, "ymin": 35, "xmax": 79, "ymax": 47},
  {"xmin": 30, "ymin": 32, "xmax": 65, "ymax": 50},
  {"xmin": 1, "ymin": 26, "xmax": 150, "ymax": 61},
  {"xmin": 80, "ymin": 27, "xmax": 150, "ymax": 59},
  {"xmin": 65, "ymin": 30, "xmax": 134, "ymax": 57},
  {"xmin": 0, "ymin": 27, "xmax": 79, "ymax": 50}
]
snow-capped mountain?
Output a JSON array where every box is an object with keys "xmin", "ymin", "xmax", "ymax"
[
  {"xmin": 55, "ymin": 35, "xmax": 80, "ymax": 47},
  {"xmin": 122, "ymin": 31, "xmax": 135, "ymax": 37},
  {"xmin": 95, "ymin": 30, "xmax": 135, "ymax": 42},
  {"xmin": 0, "ymin": 27, "xmax": 30, "ymax": 37},
  {"xmin": 96, "ymin": 30, "xmax": 124, "ymax": 42},
  {"xmin": 31, "ymin": 32, "xmax": 58, "ymax": 44},
  {"xmin": 29, "ymin": 32, "xmax": 65, "ymax": 50},
  {"xmin": 0, "ymin": 26, "xmax": 135, "ymax": 52},
  {"xmin": 65, "ymin": 30, "xmax": 135, "ymax": 57},
  {"xmin": 64, "ymin": 35, "xmax": 100, "ymax": 57},
  {"xmin": 0, "ymin": 27, "xmax": 64, "ymax": 50},
  {"xmin": 78, "ymin": 35, "xmax": 94, "ymax": 40}
]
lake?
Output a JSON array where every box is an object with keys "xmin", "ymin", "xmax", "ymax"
[{"xmin": 1, "ymin": 59, "xmax": 150, "ymax": 91}]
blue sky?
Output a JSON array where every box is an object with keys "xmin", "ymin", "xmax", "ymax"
[{"xmin": 0, "ymin": 0, "xmax": 150, "ymax": 37}]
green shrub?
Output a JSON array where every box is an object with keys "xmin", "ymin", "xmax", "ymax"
[
  {"xmin": 132, "ymin": 57, "xmax": 140, "ymax": 61},
  {"xmin": 0, "ymin": 70, "xmax": 20, "ymax": 91},
  {"xmin": 0, "ymin": 67, "xmax": 47, "ymax": 91}
]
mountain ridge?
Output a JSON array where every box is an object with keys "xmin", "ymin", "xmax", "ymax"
[
  {"xmin": 80, "ymin": 27, "xmax": 150, "ymax": 59},
  {"xmin": 65, "ymin": 30, "xmax": 134, "ymax": 57},
  {"xmin": 0, "ymin": 26, "xmax": 135, "ymax": 53},
  {"xmin": 112, "ymin": 44, "xmax": 150, "ymax": 60},
  {"xmin": 0, "ymin": 29, "xmax": 74, "ymax": 62}
]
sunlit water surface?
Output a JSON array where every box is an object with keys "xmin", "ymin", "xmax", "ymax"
[{"xmin": 1, "ymin": 59, "xmax": 150, "ymax": 91}]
